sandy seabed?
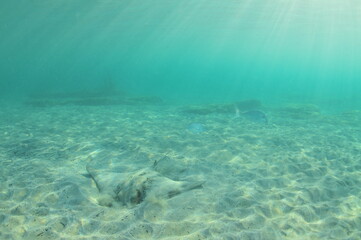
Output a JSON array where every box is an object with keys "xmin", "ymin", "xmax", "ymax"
[{"xmin": 1, "ymin": 103, "xmax": 361, "ymax": 240}]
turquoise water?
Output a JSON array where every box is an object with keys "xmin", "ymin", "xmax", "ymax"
[
  {"xmin": 1, "ymin": 1, "xmax": 361, "ymax": 239},
  {"xmin": 1, "ymin": 0, "xmax": 361, "ymax": 108}
]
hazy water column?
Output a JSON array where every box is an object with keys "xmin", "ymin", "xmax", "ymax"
[{"xmin": 0, "ymin": 0, "xmax": 361, "ymax": 105}]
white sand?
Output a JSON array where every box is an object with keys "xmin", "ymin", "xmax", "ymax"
[{"xmin": 1, "ymin": 103, "xmax": 361, "ymax": 239}]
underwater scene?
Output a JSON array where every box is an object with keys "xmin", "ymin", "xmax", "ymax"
[{"xmin": 1, "ymin": 0, "xmax": 361, "ymax": 239}]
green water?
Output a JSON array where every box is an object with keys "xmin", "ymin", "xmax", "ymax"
[
  {"xmin": 1, "ymin": 0, "xmax": 361, "ymax": 108},
  {"xmin": 2, "ymin": 2, "xmax": 361, "ymax": 239}
]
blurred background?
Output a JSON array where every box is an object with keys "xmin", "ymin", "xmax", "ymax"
[{"xmin": 1, "ymin": 0, "xmax": 360, "ymax": 108}]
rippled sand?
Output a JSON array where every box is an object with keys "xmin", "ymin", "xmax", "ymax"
[{"xmin": 1, "ymin": 103, "xmax": 361, "ymax": 239}]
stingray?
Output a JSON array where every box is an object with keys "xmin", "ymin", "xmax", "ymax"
[
  {"xmin": 235, "ymin": 106, "xmax": 268, "ymax": 124},
  {"xmin": 242, "ymin": 110, "xmax": 268, "ymax": 124},
  {"xmin": 188, "ymin": 122, "xmax": 206, "ymax": 134},
  {"xmin": 86, "ymin": 157, "xmax": 204, "ymax": 208}
]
